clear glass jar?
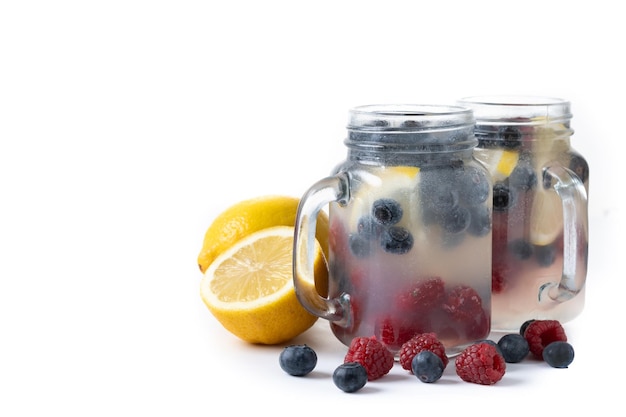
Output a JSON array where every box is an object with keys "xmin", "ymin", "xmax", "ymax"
[
  {"xmin": 293, "ymin": 104, "xmax": 492, "ymax": 356},
  {"xmin": 457, "ymin": 96, "xmax": 589, "ymax": 332}
]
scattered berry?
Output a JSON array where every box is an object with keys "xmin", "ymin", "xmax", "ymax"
[
  {"xmin": 519, "ymin": 319, "xmax": 536, "ymax": 336},
  {"xmin": 497, "ymin": 333, "xmax": 530, "ymax": 363},
  {"xmin": 372, "ymin": 198, "xmax": 403, "ymax": 225},
  {"xmin": 476, "ymin": 339, "xmax": 503, "ymax": 357},
  {"xmin": 455, "ymin": 342, "xmax": 506, "ymax": 385},
  {"xmin": 542, "ymin": 341, "xmax": 575, "ymax": 368},
  {"xmin": 344, "ymin": 336, "xmax": 394, "ymax": 381},
  {"xmin": 279, "ymin": 345, "xmax": 317, "ymax": 376},
  {"xmin": 398, "ymin": 332, "xmax": 448, "ymax": 372},
  {"xmin": 333, "ymin": 362, "xmax": 368, "ymax": 393},
  {"xmin": 523, "ymin": 319, "xmax": 567, "ymax": 358},
  {"xmin": 411, "ymin": 350, "xmax": 445, "ymax": 383}
]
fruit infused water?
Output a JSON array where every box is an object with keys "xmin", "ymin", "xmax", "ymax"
[
  {"xmin": 458, "ymin": 96, "xmax": 589, "ymax": 332},
  {"xmin": 294, "ymin": 105, "xmax": 492, "ymax": 356}
]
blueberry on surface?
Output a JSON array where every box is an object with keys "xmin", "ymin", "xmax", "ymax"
[
  {"xmin": 279, "ymin": 345, "xmax": 317, "ymax": 376},
  {"xmin": 441, "ymin": 205, "xmax": 471, "ymax": 234},
  {"xmin": 411, "ymin": 350, "xmax": 445, "ymax": 383},
  {"xmin": 519, "ymin": 319, "xmax": 536, "ymax": 336},
  {"xmin": 333, "ymin": 362, "xmax": 368, "ymax": 393},
  {"xmin": 509, "ymin": 239, "xmax": 533, "ymax": 260},
  {"xmin": 380, "ymin": 226, "xmax": 414, "ymax": 254},
  {"xmin": 493, "ymin": 183, "xmax": 516, "ymax": 211},
  {"xmin": 372, "ymin": 198, "xmax": 403, "ymax": 226},
  {"xmin": 497, "ymin": 333, "xmax": 530, "ymax": 363},
  {"xmin": 542, "ymin": 341, "xmax": 575, "ymax": 368}
]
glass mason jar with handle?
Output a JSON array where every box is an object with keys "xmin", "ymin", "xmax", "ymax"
[
  {"xmin": 293, "ymin": 104, "xmax": 492, "ymax": 356},
  {"xmin": 457, "ymin": 96, "xmax": 589, "ymax": 332}
]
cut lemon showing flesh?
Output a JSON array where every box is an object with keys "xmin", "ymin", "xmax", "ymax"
[
  {"xmin": 197, "ymin": 195, "xmax": 329, "ymax": 273},
  {"xmin": 200, "ymin": 226, "xmax": 326, "ymax": 345}
]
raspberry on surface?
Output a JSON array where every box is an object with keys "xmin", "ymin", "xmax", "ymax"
[
  {"xmin": 344, "ymin": 336, "xmax": 394, "ymax": 381},
  {"xmin": 398, "ymin": 332, "xmax": 449, "ymax": 372},
  {"xmin": 455, "ymin": 342, "xmax": 506, "ymax": 385},
  {"xmin": 523, "ymin": 319, "xmax": 567, "ymax": 358}
]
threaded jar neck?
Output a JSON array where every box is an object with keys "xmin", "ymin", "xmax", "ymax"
[{"xmin": 457, "ymin": 96, "xmax": 574, "ymax": 144}]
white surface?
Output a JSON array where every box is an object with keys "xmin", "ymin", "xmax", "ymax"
[{"xmin": 1, "ymin": 1, "xmax": 624, "ymax": 415}]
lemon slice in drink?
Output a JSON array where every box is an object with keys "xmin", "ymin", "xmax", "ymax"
[
  {"xmin": 474, "ymin": 148, "xmax": 519, "ymax": 182},
  {"xmin": 200, "ymin": 226, "xmax": 327, "ymax": 345}
]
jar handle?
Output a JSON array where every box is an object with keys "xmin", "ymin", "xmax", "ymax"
[
  {"xmin": 538, "ymin": 164, "xmax": 589, "ymax": 302},
  {"xmin": 293, "ymin": 172, "xmax": 351, "ymax": 327}
]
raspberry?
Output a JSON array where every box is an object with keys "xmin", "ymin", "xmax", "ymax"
[
  {"xmin": 398, "ymin": 332, "xmax": 449, "ymax": 372},
  {"xmin": 442, "ymin": 285, "xmax": 484, "ymax": 321},
  {"xmin": 396, "ymin": 277, "xmax": 445, "ymax": 312},
  {"xmin": 455, "ymin": 342, "xmax": 506, "ymax": 385},
  {"xmin": 344, "ymin": 336, "xmax": 394, "ymax": 381},
  {"xmin": 523, "ymin": 319, "xmax": 567, "ymax": 358},
  {"xmin": 491, "ymin": 262, "xmax": 508, "ymax": 294},
  {"xmin": 375, "ymin": 316, "xmax": 421, "ymax": 351}
]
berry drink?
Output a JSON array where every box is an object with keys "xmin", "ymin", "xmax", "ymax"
[
  {"xmin": 294, "ymin": 105, "xmax": 492, "ymax": 356},
  {"xmin": 458, "ymin": 96, "xmax": 589, "ymax": 332}
]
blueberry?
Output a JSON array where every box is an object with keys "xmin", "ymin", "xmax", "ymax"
[
  {"xmin": 497, "ymin": 333, "xmax": 529, "ymax": 363},
  {"xmin": 279, "ymin": 345, "xmax": 317, "ymax": 376},
  {"xmin": 349, "ymin": 234, "xmax": 372, "ymax": 258},
  {"xmin": 467, "ymin": 204, "xmax": 491, "ymax": 237},
  {"xmin": 493, "ymin": 182, "xmax": 516, "ymax": 211},
  {"xmin": 542, "ymin": 341, "xmax": 575, "ymax": 368},
  {"xmin": 459, "ymin": 166, "xmax": 490, "ymax": 206},
  {"xmin": 411, "ymin": 350, "xmax": 445, "ymax": 383},
  {"xmin": 356, "ymin": 215, "xmax": 383, "ymax": 237},
  {"xmin": 372, "ymin": 198, "xmax": 403, "ymax": 225},
  {"xmin": 441, "ymin": 205, "xmax": 471, "ymax": 234},
  {"xmin": 509, "ymin": 162, "xmax": 537, "ymax": 191},
  {"xmin": 519, "ymin": 319, "xmax": 536, "ymax": 336},
  {"xmin": 509, "ymin": 239, "xmax": 533, "ymax": 260},
  {"xmin": 333, "ymin": 362, "xmax": 368, "ymax": 393},
  {"xmin": 568, "ymin": 154, "xmax": 589, "ymax": 183},
  {"xmin": 380, "ymin": 226, "xmax": 413, "ymax": 254},
  {"xmin": 498, "ymin": 126, "xmax": 523, "ymax": 149},
  {"xmin": 535, "ymin": 243, "xmax": 556, "ymax": 267}
]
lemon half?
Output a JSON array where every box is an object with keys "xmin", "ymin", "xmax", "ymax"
[{"xmin": 200, "ymin": 226, "xmax": 327, "ymax": 345}]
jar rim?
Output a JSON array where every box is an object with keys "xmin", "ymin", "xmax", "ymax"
[
  {"xmin": 348, "ymin": 104, "xmax": 474, "ymax": 132},
  {"xmin": 457, "ymin": 95, "xmax": 572, "ymax": 125}
]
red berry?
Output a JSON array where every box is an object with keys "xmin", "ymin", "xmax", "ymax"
[
  {"xmin": 344, "ymin": 336, "xmax": 394, "ymax": 381},
  {"xmin": 491, "ymin": 262, "xmax": 508, "ymax": 294},
  {"xmin": 375, "ymin": 316, "xmax": 421, "ymax": 351},
  {"xmin": 523, "ymin": 319, "xmax": 567, "ymax": 358},
  {"xmin": 455, "ymin": 342, "xmax": 506, "ymax": 385},
  {"xmin": 396, "ymin": 277, "xmax": 445, "ymax": 312},
  {"xmin": 398, "ymin": 332, "xmax": 449, "ymax": 372},
  {"xmin": 442, "ymin": 285, "xmax": 484, "ymax": 321}
]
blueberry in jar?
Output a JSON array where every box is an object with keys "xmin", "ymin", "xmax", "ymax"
[
  {"xmin": 459, "ymin": 165, "xmax": 490, "ymax": 206},
  {"xmin": 535, "ymin": 243, "xmax": 557, "ymax": 267},
  {"xmin": 493, "ymin": 182, "xmax": 516, "ymax": 211},
  {"xmin": 441, "ymin": 205, "xmax": 471, "ymax": 235},
  {"xmin": 467, "ymin": 204, "xmax": 492, "ymax": 237},
  {"xmin": 498, "ymin": 126, "xmax": 523, "ymax": 149},
  {"xmin": 509, "ymin": 162, "xmax": 538, "ymax": 191},
  {"xmin": 509, "ymin": 239, "xmax": 534, "ymax": 260},
  {"xmin": 372, "ymin": 198, "xmax": 403, "ymax": 226},
  {"xmin": 349, "ymin": 233, "xmax": 372, "ymax": 258},
  {"xmin": 380, "ymin": 226, "xmax": 414, "ymax": 254},
  {"xmin": 569, "ymin": 153, "xmax": 589, "ymax": 184}
]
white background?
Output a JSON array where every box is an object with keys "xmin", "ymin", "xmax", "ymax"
[{"xmin": 1, "ymin": 1, "xmax": 624, "ymax": 415}]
